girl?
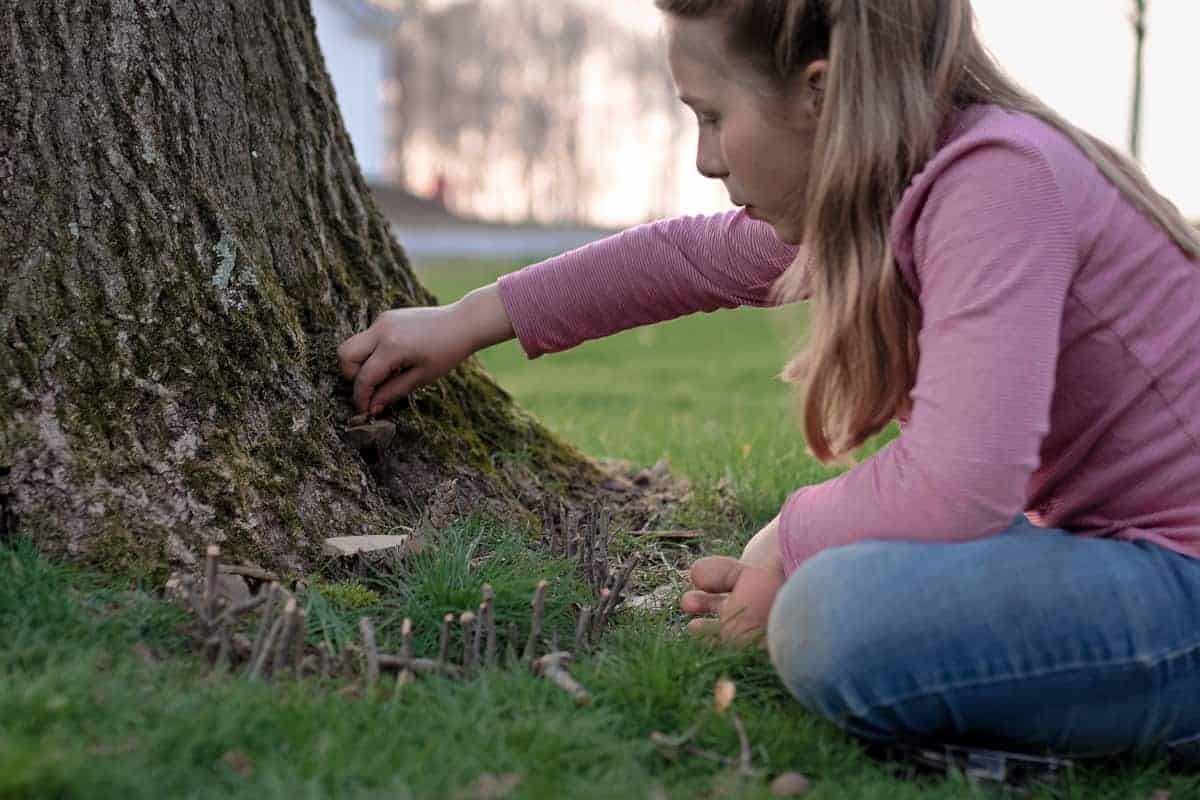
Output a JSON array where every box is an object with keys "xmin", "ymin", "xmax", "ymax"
[{"xmin": 339, "ymin": 0, "xmax": 1200, "ymax": 763}]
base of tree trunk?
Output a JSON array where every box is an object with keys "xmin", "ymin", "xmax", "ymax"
[{"xmin": 0, "ymin": 1, "xmax": 680, "ymax": 579}]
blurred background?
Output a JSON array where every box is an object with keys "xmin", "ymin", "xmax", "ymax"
[{"xmin": 313, "ymin": 0, "xmax": 1199, "ymax": 261}]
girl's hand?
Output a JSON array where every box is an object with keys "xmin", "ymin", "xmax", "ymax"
[
  {"xmin": 337, "ymin": 283, "xmax": 514, "ymax": 415},
  {"xmin": 681, "ymin": 556, "xmax": 785, "ymax": 648}
]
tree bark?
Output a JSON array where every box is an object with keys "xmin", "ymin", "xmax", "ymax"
[{"xmin": 0, "ymin": 0, "xmax": 608, "ymax": 576}]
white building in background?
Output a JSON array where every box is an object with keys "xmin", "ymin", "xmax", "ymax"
[{"xmin": 311, "ymin": 0, "xmax": 390, "ymax": 182}]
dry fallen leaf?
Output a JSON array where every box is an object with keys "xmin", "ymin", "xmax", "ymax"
[
  {"xmin": 221, "ymin": 749, "xmax": 254, "ymax": 778},
  {"xmin": 714, "ymin": 677, "xmax": 737, "ymax": 713},
  {"xmin": 769, "ymin": 772, "xmax": 812, "ymax": 796},
  {"xmin": 453, "ymin": 772, "xmax": 522, "ymax": 800}
]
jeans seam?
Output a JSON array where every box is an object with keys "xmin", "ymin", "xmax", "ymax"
[{"xmin": 862, "ymin": 636, "xmax": 1200, "ymax": 715}]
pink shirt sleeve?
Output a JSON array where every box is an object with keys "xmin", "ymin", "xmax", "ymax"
[
  {"xmin": 778, "ymin": 138, "xmax": 1079, "ymax": 574},
  {"xmin": 496, "ymin": 209, "xmax": 801, "ymax": 358}
]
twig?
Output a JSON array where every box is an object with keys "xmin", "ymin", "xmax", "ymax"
[
  {"xmin": 583, "ymin": 512, "xmax": 596, "ymax": 588},
  {"xmin": 733, "ymin": 713, "xmax": 754, "ymax": 776},
  {"xmin": 248, "ymin": 583, "xmax": 282, "ymax": 668},
  {"xmin": 598, "ymin": 508, "xmax": 612, "ymax": 590},
  {"xmin": 532, "ymin": 652, "xmax": 591, "ymax": 706},
  {"xmin": 437, "ymin": 613, "xmax": 453, "ymax": 665},
  {"xmin": 557, "ymin": 501, "xmax": 568, "ymax": 557},
  {"xmin": 574, "ymin": 605, "xmax": 592, "ymax": 652},
  {"xmin": 289, "ymin": 609, "xmax": 306, "ymax": 673},
  {"xmin": 595, "ymin": 555, "xmax": 640, "ymax": 636},
  {"xmin": 650, "ymin": 716, "xmax": 706, "ymax": 749},
  {"xmin": 214, "ymin": 627, "xmax": 232, "ymax": 672},
  {"xmin": 460, "ymin": 611, "xmax": 476, "ymax": 670},
  {"xmin": 593, "ymin": 588, "xmax": 613, "ymax": 637},
  {"xmin": 523, "ymin": 580, "xmax": 548, "ymax": 664},
  {"xmin": 377, "ymin": 655, "xmax": 463, "ymax": 678},
  {"xmin": 396, "ymin": 618, "xmax": 415, "ymax": 689},
  {"xmin": 249, "ymin": 609, "xmax": 288, "ymax": 679},
  {"xmin": 505, "ymin": 623, "xmax": 518, "ymax": 666},
  {"xmin": 204, "ymin": 544, "xmax": 220, "ymax": 622},
  {"xmin": 217, "ymin": 592, "xmax": 268, "ymax": 628},
  {"xmin": 218, "ymin": 564, "xmax": 279, "ymax": 583},
  {"xmin": 231, "ymin": 633, "xmax": 253, "ymax": 660},
  {"xmin": 184, "ymin": 575, "xmax": 207, "ymax": 627},
  {"xmin": 481, "ymin": 584, "xmax": 497, "ymax": 666},
  {"xmin": 317, "ymin": 641, "xmax": 332, "ymax": 677},
  {"xmin": 359, "ymin": 616, "xmax": 379, "ymax": 690},
  {"xmin": 272, "ymin": 598, "xmax": 300, "ymax": 675},
  {"xmin": 609, "ymin": 553, "xmax": 640, "ymax": 607},
  {"xmin": 472, "ymin": 603, "xmax": 485, "ymax": 667}
]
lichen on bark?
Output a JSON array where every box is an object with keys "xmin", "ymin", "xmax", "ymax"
[{"xmin": 0, "ymin": 0, "xmax": 609, "ymax": 578}]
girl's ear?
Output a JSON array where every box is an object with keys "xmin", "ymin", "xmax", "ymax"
[{"xmin": 801, "ymin": 59, "xmax": 829, "ymax": 117}]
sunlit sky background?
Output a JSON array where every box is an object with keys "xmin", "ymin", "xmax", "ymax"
[
  {"xmin": 607, "ymin": 0, "xmax": 1200, "ymax": 225},
  {"xmin": 319, "ymin": 0, "xmax": 1199, "ymax": 226}
]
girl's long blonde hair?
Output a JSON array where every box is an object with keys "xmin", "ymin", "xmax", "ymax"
[{"xmin": 657, "ymin": 0, "xmax": 1200, "ymax": 463}]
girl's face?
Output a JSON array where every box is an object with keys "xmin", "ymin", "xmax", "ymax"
[{"xmin": 666, "ymin": 15, "xmax": 826, "ymax": 245}]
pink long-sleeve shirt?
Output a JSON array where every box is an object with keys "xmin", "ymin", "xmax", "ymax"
[{"xmin": 496, "ymin": 104, "xmax": 1200, "ymax": 575}]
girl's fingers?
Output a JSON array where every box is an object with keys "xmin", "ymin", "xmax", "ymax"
[
  {"xmin": 352, "ymin": 351, "xmax": 404, "ymax": 414},
  {"xmin": 686, "ymin": 617, "xmax": 723, "ymax": 638},
  {"xmin": 337, "ymin": 331, "xmax": 376, "ymax": 379},
  {"xmin": 689, "ymin": 556, "xmax": 744, "ymax": 595},
  {"xmin": 680, "ymin": 589, "xmax": 725, "ymax": 616},
  {"xmin": 368, "ymin": 366, "xmax": 427, "ymax": 415}
]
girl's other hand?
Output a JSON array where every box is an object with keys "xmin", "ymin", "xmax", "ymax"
[{"xmin": 681, "ymin": 556, "xmax": 785, "ymax": 648}]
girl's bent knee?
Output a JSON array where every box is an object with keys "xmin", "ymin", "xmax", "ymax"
[
  {"xmin": 768, "ymin": 546, "xmax": 874, "ymax": 704},
  {"xmin": 768, "ymin": 542, "xmax": 924, "ymax": 720}
]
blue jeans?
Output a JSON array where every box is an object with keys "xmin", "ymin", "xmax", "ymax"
[{"xmin": 766, "ymin": 514, "xmax": 1200, "ymax": 762}]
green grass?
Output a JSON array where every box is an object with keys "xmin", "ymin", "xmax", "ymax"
[
  {"xmin": 421, "ymin": 260, "xmax": 886, "ymax": 541},
  {"xmin": 2, "ymin": 259, "xmax": 1195, "ymax": 799}
]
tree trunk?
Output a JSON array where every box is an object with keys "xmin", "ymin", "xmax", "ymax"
[{"xmin": 0, "ymin": 0, "xmax": 610, "ymax": 576}]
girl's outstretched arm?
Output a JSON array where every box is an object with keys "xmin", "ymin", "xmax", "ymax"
[{"xmin": 498, "ymin": 208, "xmax": 801, "ymax": 359}]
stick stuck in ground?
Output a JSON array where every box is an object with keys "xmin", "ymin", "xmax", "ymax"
[
  {"xmin": 204, "ymin": 544, "xmax": 220, "ymax": 621},
  {"xmin": 574, "ymin": 605, "xmax": 592, "ymax": 652},
  {"xmin": 523, "ymin": 580, "xmax": 548, "ymax": 663},
  {"xmin": 249, "ymin": 583, "xmax": 282, "ymax": 668},
  {"xmin": 460, "ymin": 611, "xmax": 476, "ymax": 670},
  {"xmin": 438, "ymin": 613, "xmax": 453, "ymax": 665},
  {"xmin": 359, "ymin": 616, "xmax": 380, "ymax": 690},
  {"xmin": 397, "ymin": 618, "xmax": 415, "ymax": 688},
  {"xmin": 481, "ymin": 584, "xmax": 497, "ymax": 666}
]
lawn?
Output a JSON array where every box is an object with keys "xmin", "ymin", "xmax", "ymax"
[{"xmin": 0, "ymin": 259, "xmax": 1192, "ymax": 799}]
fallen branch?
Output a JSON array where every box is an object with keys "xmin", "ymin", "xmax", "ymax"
[
  {"xmin": 378, "ymin": 654, "xmax": 463, "ymax": 678},
  {"xmin": 532, "ymin": 652, "xmax": 591, "ymax": 706}
]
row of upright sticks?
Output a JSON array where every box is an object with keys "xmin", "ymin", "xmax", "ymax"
[{"xmin": 178, "ymin": 503, "xmax": 642, "ymax": 705}]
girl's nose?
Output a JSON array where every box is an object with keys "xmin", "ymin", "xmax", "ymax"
[{"xmin": 696, "ymin": 133, "xmax": 728, "ymax": 180}]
